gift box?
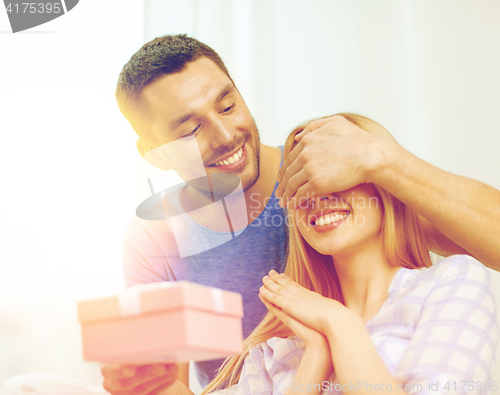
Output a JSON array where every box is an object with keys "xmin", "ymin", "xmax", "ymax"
[{"xmin": 77, "ymin": 281, "xmax": 243, "ymax": 365}]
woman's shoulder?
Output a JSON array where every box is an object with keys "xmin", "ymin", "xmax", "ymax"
[
  {"xmin": 391, "ymin": 255, "xmax": 493, "ymax": 302},
  {"xmin": 418, "ymin": 254, "xmax": 491, "ymax": 285}
]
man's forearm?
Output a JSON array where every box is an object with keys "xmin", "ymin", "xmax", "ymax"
[{"xmin": 372, "ymin": 140, "xmax": 500, "ymax": 270}]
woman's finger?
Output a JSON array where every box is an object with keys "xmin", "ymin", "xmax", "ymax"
[
  {"xmin": 262, "ymin": 275, "xmax": 283, "ymax": 294},
  {"xmin": 260, "ymin": 295, "xmax": 322, "ymax": 344},
  {"xmin": 259, "ymin": 285, "xmax": 282, "ymax": 306},
  {"xmin": 259, "ymin": 294, "xmax": 291, "ymax": 325}
]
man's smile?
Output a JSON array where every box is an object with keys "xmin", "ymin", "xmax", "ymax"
[{"xmin": 208, "ymin": 143, "xmax": 247, "ymax": 171}]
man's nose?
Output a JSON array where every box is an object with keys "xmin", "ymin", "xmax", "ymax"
[{"xmin": 208, "ymin": 118, "xmax": 236, "ymax": 147}]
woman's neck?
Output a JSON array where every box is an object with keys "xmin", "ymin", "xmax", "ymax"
[{"xmin": 333, "ymin": 241, "xmax": 400, "ymax": 323}]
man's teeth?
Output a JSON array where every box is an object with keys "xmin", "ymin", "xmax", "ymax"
[
  {"xmin": 213, "ymin": 148, "xmax": 243, "ymax": 166},
  {"xmin": 314, "ymin": 212, "xmax": 348, "ymax": 226}
]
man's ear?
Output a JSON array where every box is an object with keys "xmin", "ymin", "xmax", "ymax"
[
  {"xmin": 137, "ymin": 138, "xmax": 174, "ymax": 171},
  {"xmin": 136, "ymin": 138, "xmax": 153, "ymax": 158}
]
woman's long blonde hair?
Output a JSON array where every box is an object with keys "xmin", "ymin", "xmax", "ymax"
[{"xmin": 202, "ymin": 113, "xmax": 433, "ymax": 394}]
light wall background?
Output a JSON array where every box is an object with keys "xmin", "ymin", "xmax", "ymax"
[
  {"xmin": 0, "ymin": 0, "xmax": 499, "ymax": 391},
  {"xmin": 0, "ymin": 0, "xmax": 144, "ymax": 386}
]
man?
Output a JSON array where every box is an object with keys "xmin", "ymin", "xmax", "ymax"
[
  {"xmin": 106, "ymin": 34, "xmax": 287, "ymax": 394},
  {"xmin": 102, "ymin": 34, "xmax": 500, "ymax": 395}
]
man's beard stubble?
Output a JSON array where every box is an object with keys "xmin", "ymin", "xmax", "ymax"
[{"xmin": 187, "ymin": 123, "xmax": 261, "ymax": 197}]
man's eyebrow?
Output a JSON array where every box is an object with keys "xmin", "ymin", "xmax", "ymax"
[
  {"xmin": 215, "ymin": 83, "xmax": 235, "ymax": 103},
  {"xmin": 170, "ymin": 111, "xmax": 196, "ymax": 130},
  {"xmin": 169, "ymin": 83, "xmax": 235, "ymax": 130}
]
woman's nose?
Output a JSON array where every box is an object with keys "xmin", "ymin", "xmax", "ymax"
[
  {"xmin": 310, "ymin": 195, "xmax": 338, "ymax": 208},
  {"xmin": 298, "ymin": 195, "xmax": 323, "ymax": 209}
]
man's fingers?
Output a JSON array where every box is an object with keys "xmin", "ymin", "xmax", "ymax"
[
  {"xmin": 111, "ymin": 374, "xmax": 174, "ymax": 395},
  {"xmin": 148, "ymin": 380, "xmax": 179, "ymax": 395},
  {"xmin": 278, "ymin": 119, "xmax": 339, "ymax": 197},
  {"xmin": 122, "ymin": 364, "xmax": 177, "ymax": 390},
  {"xmin": 101, "ymin": 365, "xmax": 137, "ymax": 380},
  {"xmin": 276, "ymin": 138, "xmax": 304, "ymax": 186},
  {"xmin": 280, "ymin": 115, "xmax": 350, "ymax": 187},
  {"xmin": 285, "ymin": 182, "xmax": 316, "ymax": 210},
  {"xmin": 276, "ymin": 157, "xmax": 309, "ymax": 204},
  {"xmin": 293, "ymin": 124, "xmax": 314, "ymax": 143},
  {"xmin": 280, "ymin": 170, "xmax": 310, "ymax": 206},
  {"xmin": 126, "ymin": 370, "xmax": 177, "ymax": 395},
  {"xmin": 294, "ymin": 115, "xmax": 343, "ymax": 142},
  {"xmin": 103, "ymin": 364, "xmax": 177, "ymax": 393}
]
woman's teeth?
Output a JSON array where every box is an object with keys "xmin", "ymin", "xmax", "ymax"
[
  {"xmin": 213, "ymin": 147, "xmax": 243, "ymax": 166},
  {"xmin": 313, "ymin": 212, "xmax": 349, "ymax": 226}
]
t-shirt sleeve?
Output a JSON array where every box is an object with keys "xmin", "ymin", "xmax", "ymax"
[
  {"xmin": 122, "ymin": 217, "xmax": 175, "ymax": 288},
  {"xmin": 396, "ymin": 255, "xmax": 499, "ymax": 395}
]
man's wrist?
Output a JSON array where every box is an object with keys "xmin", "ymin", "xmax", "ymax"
[{"xmin": 365, "ymin": 134, "xmax": 403, "ymax": 185}]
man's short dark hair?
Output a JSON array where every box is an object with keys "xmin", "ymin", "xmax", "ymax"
[{"xmin": 115, "ymin": 34, "xmax": 232, "ymax": 134}]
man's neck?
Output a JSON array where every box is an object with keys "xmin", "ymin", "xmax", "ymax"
[{"xmin": 244, "ymin": 144, "xmax": 282, "ymax": 223}]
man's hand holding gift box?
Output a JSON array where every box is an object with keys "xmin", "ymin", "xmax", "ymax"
[{"xmin": 77, "ymin": 281, "xmax": 244, "ymax": 394}]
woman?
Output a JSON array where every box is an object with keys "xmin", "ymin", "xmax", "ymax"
[{"xmin": 203, "ymin": 113, "xmax": 498, "ymax": 395}]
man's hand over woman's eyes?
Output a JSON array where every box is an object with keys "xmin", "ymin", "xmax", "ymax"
[{"xmin": 276, "ymin": 115, "xmax": 393, "ymax": 208}]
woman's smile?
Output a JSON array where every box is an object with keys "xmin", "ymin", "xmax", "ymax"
[
  {"xmin": 293, "ymin": 184, "xmax": 384, "ymax": 256},
  {"xmin": 309, "ymin": 210, "xmax": 350, "ymax": 233}
]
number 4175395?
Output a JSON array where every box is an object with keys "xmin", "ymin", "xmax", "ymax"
[{"xmin": 5, "ymin": 3, "xmax": 62, "ymax": 14}]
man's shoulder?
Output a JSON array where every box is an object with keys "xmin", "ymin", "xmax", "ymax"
[
  {"xmin": 260, "ymin": 144, "xmax": 283, "ymax": 168},
  {"xmin": 123, "ymin": 216, "xmax": 176, "ymax": 249}
]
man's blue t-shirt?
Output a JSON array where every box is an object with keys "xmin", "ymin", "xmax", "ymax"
[{"xmin": 122, "ymin": 149, "xmax": 288, "ymax": 387}]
